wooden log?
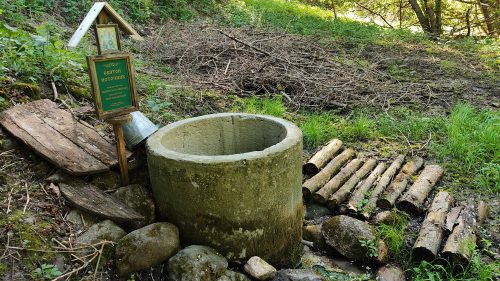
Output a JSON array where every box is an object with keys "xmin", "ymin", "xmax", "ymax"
[
  {"xmin": 347, "ymin": 162, "xmax": 387, "ymax": 213},
  {"xmin": 360, "ymin": 155, "xmax": 405, "ymax": 219},
  {"xmin": 397, "ymin": 165, "xmax": 444, "ymax": 215},
  {"xmin": 313, "ymin": 158, "xmax": 363, "ymax": 204},
  {"xmin": 441, "ymin": 200, "xmax": 477, "ymax": 264},
  {"xmin": 303, "ymin": 139, "xmax": 343, "ymax": 176},
  {"xmin": 445, "ymin": 206, "xmax": 463, "ymax": 234},
  {"xmin": 477, "ymin": 201, "xmax": 489, "ymax": 226},
  {"xmin": 413, "ymin": 191, "xmax": 453, "ymax": 261},
  {"xmin": 377, "ymin": 157, "xmax": 424, "ymax": 210},
  {"xmin": 302, "ymin": 149, "xmax": 355, "ymax": 199},
  {"xmin": 327, "ymin": 159, "xmax": 377, "ymax": 210}
]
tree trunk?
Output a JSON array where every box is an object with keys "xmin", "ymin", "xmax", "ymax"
[
  {"xmin": 441, "ymin": 200, "xmax": 477, "ymax": 264},
  {"xmin": 314, "ymin": 158, "xmax": 363, "ymax": 204},
  {"xmin": 408, "ymin": 0, "xmax": 432, "ymax": 33},
  {"xmin": 478, "ymin": 0, "xmax": 497, "ymax": 35},
  {"xmin": 328, "ymin": 159, "xmax": 378, "ymax": 210},
  {"xmin": 466, "ymin": 8, "xmax": 472, "ymax": 36},
  {"xmin": 397, "ymin": 165, "xmax": 444, "ymax": 215},
  {"xmin": 361, "ymin": 155, "xmax": 405, "ymax": 219},
  {"xmin": 347, "ymin": 162, "xmax": 387, "ymax": 214},
  {"xmin": 377, "ymin": 157, "xmax": 424, "ymax": 209},
  {"xmin": 302, "ymin": 149, "xmax": 355, "ymax": 199},
  {"xmin": 303, "ymin": 139, "xmax": 343, "ymax": 176},
  {"xmin": 413, "ymin": 191, "xmax": 453, "ymax": 261}
]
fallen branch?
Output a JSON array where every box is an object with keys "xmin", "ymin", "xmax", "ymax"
[
  {"xmin": 314, "ymin": 158, "xmax": 363, "ymax": 204},
  {"xmin": 303, "ymin": 139, "xmax": 343, "ymax": 176},
  {"xmin": 347, "ymin": 162, "xmax": 387, "ymax": 214}
]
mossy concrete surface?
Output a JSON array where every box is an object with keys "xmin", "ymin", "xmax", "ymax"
[{"xmin": 147, "ymin": 113, "xmax": 304, "ymax": 267}]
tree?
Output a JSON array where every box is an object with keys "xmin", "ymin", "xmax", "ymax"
[
  {"xmin": 408, "ymin": 0, "xmax": 443, "ymax": 36},
  {"xmin": 477, "ymin": 0, "xmax": 498, "ymax": 35}
]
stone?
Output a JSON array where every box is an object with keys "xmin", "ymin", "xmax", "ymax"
[
  {"xmin": 372, "ymin": 211, "xmax": 403, "ymax": 225},
  {"xmin": 244, "ymin": 256, "xmax": 277, "ymax": 280},
  {"xmin": 167, "ymin": 245, "xmax": 228, "ymax": 281},
  {"xmin": 376, "ymin": 265, "xmax": 405, "ymax": 281},
  {"xmin": 376, "ymin": 240, "xmax": 389, "ymax": 264},
  {"xmin": 321, "ymin": 215, "xmax": 376, "ymax": 262},
  {"xmin": 217, "ymin": 270, "xmax": 251, "ymax": 281},
  {"xmin": 113, "ymin": 184, "xmax": 155, "ymax": 230},
  {"xmin": 304, "ymin": 203, "xmax": 331, "ymax": 221},
  {"xmin": 302, "ymin": 225, "xmax": 327, "ymax": 251},
  {"xmin": 115, "ymin": 223, "xmax": 179, "ymax": 277},
  {"xmin": 75, "ymin": 220, "xmax": 126, "ymax": 264},
  {"xmin": 90, "ymin": 171, "xmax": 120, "ymax": 190},
  {"xmin": 148, "ymin": 113, "xmax": 304, "ymax": 267},
  {"xmin": 272, "ymin": 269, "xmax": 323, "ymax": 281}
]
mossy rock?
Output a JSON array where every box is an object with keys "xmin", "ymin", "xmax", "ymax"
[
  {"xmin": 8, "ymin": 82, "xmax": 41, "ymax": 99},
  {"xmin": 167, "ymin": 245, "xmax": 229, "ymax": 281},
  {"xmin": 321, "ymin": 215, "xmax": 376, "ymax": 262},
  {"xmin": 67, "ymin": 84, "xmax": 92, "ymax": 100},
  {"xmin": 113, "ymin": 184, "xmax": 156, "ymax": 231}
]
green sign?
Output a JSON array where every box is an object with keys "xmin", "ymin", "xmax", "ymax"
[
  {"xmin": 87, "ymin": 53, "xmax": 138, "ymax": 119},
  {"xmin": 95, "ymin": 58, "xmax": 132, "ymax": 112}
]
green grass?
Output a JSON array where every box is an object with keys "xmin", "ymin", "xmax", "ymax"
[
  {"xmin": 235, "ymin": 95, "xmax": 287, "ymax": 117},
  {"xmin": 376, "ymin": 210, "xmax": 409, "ymax": 261}
]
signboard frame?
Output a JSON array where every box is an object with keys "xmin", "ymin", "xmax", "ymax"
[
  {"xmin": 95, "ymin": 23, "xmax": 121, "ymax": 54},
  {"xmin": 87, "ymin": 53, "xmax": 138, "ymax": 120}
]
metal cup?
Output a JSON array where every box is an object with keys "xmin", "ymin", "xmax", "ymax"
[{"xmin": 122, "ymin": 111, "xmax": 158, "ymax": 149}]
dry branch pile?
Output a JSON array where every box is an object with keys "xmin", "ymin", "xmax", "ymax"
[{"xmin": 140, "ymin": 23, "xmax": 435, "ymax": 109}]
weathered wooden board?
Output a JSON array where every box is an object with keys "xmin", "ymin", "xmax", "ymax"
[
  {"xmin": 60, "ymin": 181, "xmax": 143, "ymax": 222},
  {"xmin": 0, "ymin": 99, "xmax": 131, "ymax": 175}
]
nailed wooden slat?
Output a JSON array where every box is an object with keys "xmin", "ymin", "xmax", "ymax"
[
  {"xmin": 60, "ymin": 181, "xmax": 143, "ymax": 222},
  {"xmin": 0, "ymin": 99, "xmax": 131, "ymax": 175}
]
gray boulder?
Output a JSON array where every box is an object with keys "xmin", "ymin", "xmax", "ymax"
[
  {"xmin": 272, "ymin": 269, "xmax": 323, "ymax": 281},
  {"xmin": 167, "ymin": 245, "xmax": 229, "ymax": 281},
  {"xmin": 115, "ymin": 222, "xmax": 179, "ymax": 277},
  {"xmin": 321, "ymin": 215, "xmax": 376, "ymax": 262},
  {"xmin": 114, "ymin": 184, "xmax": 155, "ymax": 230},
  {"xmin": 75, "ymin": 220, "xmax": 126, "ymax": 264}
]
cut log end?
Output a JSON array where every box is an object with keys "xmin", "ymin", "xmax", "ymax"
[
  {"xmin": 413, "ymin": 247, "xmax": 436, "ymax": 261},
  {"xmin": 303, "ymin": 163, "xmax": 320, "ymax": 176},
  {"xmin": 312, "ymin": 192, "xmax": 328, "ymax": 205},
  {"xmin": 396, "ymin": 199, "xmax": 422, "ymax": 215},
  {"xmin": 376, "ymin": 198, "xmax": 392, "ymax": 210},
  {"xmin": 302, "ymin": 187, "xmax": 312, "ymax": 201}
]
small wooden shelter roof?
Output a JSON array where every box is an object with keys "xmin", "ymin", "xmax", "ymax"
[{"xmin": 68, "ymin": 2, "xmax": 143, "ymax": 48}]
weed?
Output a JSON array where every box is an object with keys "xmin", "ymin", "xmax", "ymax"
[
  {"xmin": 299, "ymin": 112, "xmax": 337, "ymax": 149},
  {"xmin": 32, "ymin": 264, "xmax": 62, "ymax": 280},
  {"xmin": 377, "ymin": 210, "xmax": 408, "ymax": 261},
  {"xmin": 359, "ymin": 238, "xmax": 378, "ymax": 258},
  {"xmin": 237, "ymin": 96, "xmax": 286, "ymax": 117}
]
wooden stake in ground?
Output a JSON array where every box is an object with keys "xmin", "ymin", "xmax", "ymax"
[
  {"xmin": 313, "ymin": 158, "xmax": 363, "ymax": 204},
  {"xmin": 397, "ymin": 165, "xmax": 444, "ymax": 215},
  {"xmin": 327, "ymin": 159, "xmax": 377, "ymax": 210},
  {"xmin": 108, "ymin": 114, "xmax": 132, "ymax": 186},
  {"xmin": 347, "ymin": 162, "xmax": 387, "ymax": 214},
  {"xmin": 377, "ymin": 157, "xmax": 424, "ymax": 209},
  {"xmin": 441, "ymin": 200, "xmax": 477, "ymax": 264},
  {"xmin": 360, "ymin": 155, "xmax": 405, "ymax": 219},
  {"xmin": 302, "ymin": 149, "xmax": 355, "ymax": 199},
  {"xmin": 412, "ymin": 191, "xmax": 453, "ymax": 261},
  {"xmin": 303, "ymin": 139, "xmax": 343, "ymax": 176}
]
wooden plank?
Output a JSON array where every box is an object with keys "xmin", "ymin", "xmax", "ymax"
[
  {"xmin": 103, "ymin": 3, "xmax": 143, "ymax": 41},
  {"xmin": 67, "ymin": 2, "xmax": 106, "ymax": 48},
  {"xmin": 59, "ymin": 182, "xmax": 143, "ymax": 222},
  {"xmin": 0, "ymin": 99, "xmax": 131, "ymax": 175},
  {"xmin": 26, "ymin": 100, "xmax": 120, "ymax": 166}
]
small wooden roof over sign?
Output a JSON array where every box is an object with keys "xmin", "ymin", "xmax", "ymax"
[{"xmin": 67, "ymin": 1, "xmax": 143, "ymax": 48}]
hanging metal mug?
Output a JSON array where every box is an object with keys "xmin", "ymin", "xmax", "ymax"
[{"xmin": 122, "ymin": 111, "xmax": 158, "ymax": 149}]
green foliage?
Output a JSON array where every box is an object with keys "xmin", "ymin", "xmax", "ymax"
[
  {"xmin": 237, "ymin": 96, "xmax": 287, "ymax": 117},
  {"xmin": 0, "ymin": 22, "xmax": 86, "ymax": 86},
  {"xmin": 433, "ymin": 103, "xmax": 499, "ymax": 193},
  {"xmin": 359, "ymin": 238, "xmax": 378, "ymax": 258},
  {"xmin": 299, "ymin": 113, "xmax": 337, "ymax": 148},
  {"xmin": 32, "ymin": 264, "xmax": 62, "ymax": 280},
  {"xmin": 377, "ymin": 210, "xmax": 409, "ymax": 260}
]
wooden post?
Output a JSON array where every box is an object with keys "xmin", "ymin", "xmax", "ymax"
[{"xmin": 108, "ymin": 114, "xmax": 132, "ymax": 186}]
